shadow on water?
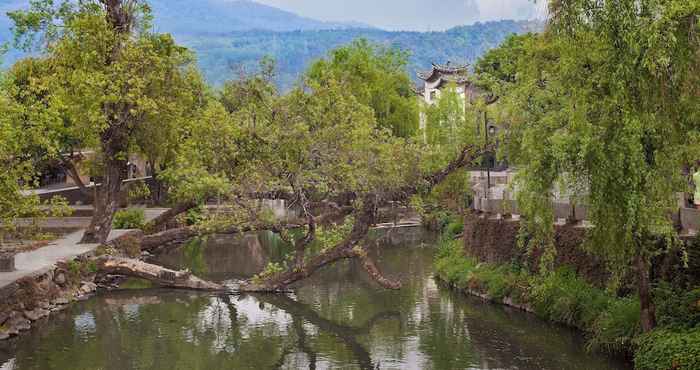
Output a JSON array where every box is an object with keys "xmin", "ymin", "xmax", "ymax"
[{"xmin": 0, "ymin": 227, "xmax": 631, "ymax": 370}]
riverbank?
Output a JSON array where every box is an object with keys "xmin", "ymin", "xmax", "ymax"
[
  {"xmin": 1, "ymin": 228, "xmax": 630, "ymax": 370},
  {"xmin": 434, "ymin": 237, "xmax": 700, "ymax": 370}
]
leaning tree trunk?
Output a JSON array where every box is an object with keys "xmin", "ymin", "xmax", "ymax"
[
  {"xmin": 143, "ymin": 201, "xmax": 197, "ymax": 233},
  {"xmin": 241, "ymin": 145, "xmax": 489, "ymax": 292}
]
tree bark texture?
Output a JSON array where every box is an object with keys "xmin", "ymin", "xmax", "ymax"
[
  {"xmin": 635, "ymin": 252, "xmax": 657, "ymax": 332},
  {"xmin": 95, "ymin": 256, "xmax": 223, "ymax": 290}
]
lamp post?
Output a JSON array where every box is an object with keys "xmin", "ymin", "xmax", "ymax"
[{"xmin": 484, "ymin": 111, "xmax": 491, "ymax": 189}]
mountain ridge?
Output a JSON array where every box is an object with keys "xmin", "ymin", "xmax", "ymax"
[{"xmin": 1, "ymin": 1, "xmax": 541, "ymax": 89}]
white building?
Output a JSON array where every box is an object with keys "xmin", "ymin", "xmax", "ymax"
[{"xmin": 415, "ymin": 62, "xmax": 480, "ymax": 107}]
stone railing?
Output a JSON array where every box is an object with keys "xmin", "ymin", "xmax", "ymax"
[
  {"xmin": 23, "ymin": 176, "xmax": 156, "ymax": 205},
  {"xmin": 472, "ymin": 180, "xmax": 699, "ymax": 236}
]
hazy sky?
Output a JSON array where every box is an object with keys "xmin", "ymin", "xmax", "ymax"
[{"xmin": 253, "ymin": 0, "xmax": 546, "ymax": 31}]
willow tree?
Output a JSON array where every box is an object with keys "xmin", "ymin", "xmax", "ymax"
[
  {"xmin": 497, "ymin": 1, "xmax": 700, "ymax": 331},
  {"xmin": 306, "ymin": 39, "xmax": 420, "ymax": 138},
  {"xmin": 9, "ymin": 0, "xmax": 207, "ymax": 243}
]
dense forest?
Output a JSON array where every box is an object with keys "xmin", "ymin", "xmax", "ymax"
[{"xmin": 184, "ymin": 20, "xmax": 540, "ymax": 88}]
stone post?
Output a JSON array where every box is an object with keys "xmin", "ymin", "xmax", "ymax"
[{"xmin": 0, "ymin": 253, "xmax": 15, "ymax": 272}]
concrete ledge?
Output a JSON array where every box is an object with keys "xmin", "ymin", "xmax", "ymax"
[{"xmin": 681, "ymin": 207, "xmax": 700, "ymax": 232}]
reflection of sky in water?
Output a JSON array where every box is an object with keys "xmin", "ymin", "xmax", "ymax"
[
  {"xmin": 122, "ymin": 304, "xmax": 140, "ymax": 320},
  {"xmin": 73, "ymin": 312, "xmax": 97, "ymax": 337},
  {"xmin": 0, "ymin": 358, "xmax": 15, "ymax": 370},
  {"xmin": 235, "ymin": 296, "xmax": 291, "ymax": 338}
]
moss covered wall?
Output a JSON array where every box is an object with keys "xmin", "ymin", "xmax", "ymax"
[{"xmin": 462, "ymin": 213, "xmax": 610, "ymax": 286}]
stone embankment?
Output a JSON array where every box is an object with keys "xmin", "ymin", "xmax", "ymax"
[{"xmin": 0, "ymin": 256, "xmax": 100, "ymax": 340}]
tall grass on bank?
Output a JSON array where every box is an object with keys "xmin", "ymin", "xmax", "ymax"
[
  {"xmin": 434, "ymin": 239, "xmax": 640, "ymax": 354},
  {"xmin": 435, "ymin": 238, "xmax": 700, "ymax": 369}
]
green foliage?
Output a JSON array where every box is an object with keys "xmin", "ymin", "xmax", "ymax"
[
  {"xmin": 113, "ymin": 208, "xmax": 146, "ymax": 230},
  {"xmin": 184, "ymin": 206, "xmax": 205, "ymax": 227},
  {"xmin": 252, "ymin": 262, "xmax": 285, "ymax": 284},
  {"xmin": 126, "ymin": 181, "xmax": 151, "ymax": 205},
  {"xmin": 423, "ymin": 84, "xmax": 472, "ymax": 148},
  {"xmin": 634, "ymin": 328, "xmax": 700, "ymax": 370},
  {"xmin": 491, "ymin": 0, "xmax": 700, "ymax": 264},
  {"xmin": 654, "ymin": 282, "xmax": 700, "ymax": 330},
  {"xmin": 588, "ymin": 298, "xmax": 642, "ymax": 354},
  {"xmin": 435, "ymin": 243, "xmax": 643, "ymax": 354},
  {"xmin": 307, "ymin": 39, "xmax": 419, "ymax": 137}
]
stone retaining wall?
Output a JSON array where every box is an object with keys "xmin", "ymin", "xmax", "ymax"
[
  {"xmin": 463, "ymin": 212, "xmax": 610, "ymax": 286},
  {"xmin": 0, "ymin": 255, "xmax": 98, "ymax": 340}
]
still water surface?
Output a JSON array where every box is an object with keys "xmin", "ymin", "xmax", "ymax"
[{"xmin": 0, "ymin": 228, "xmax": 629, "ymax": 370}]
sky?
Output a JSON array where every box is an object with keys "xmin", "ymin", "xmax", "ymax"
[{"xmin": 253, "ymin": 0, "xmax": 547, "ymax": 31}]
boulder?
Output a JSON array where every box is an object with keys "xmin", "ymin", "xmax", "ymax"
[{"xmin": 24, "ymin": 308, "xmax": 50, "ymax": 321}]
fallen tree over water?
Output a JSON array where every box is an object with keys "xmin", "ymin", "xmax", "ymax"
[
  {"xmin": 94, "ymin": 256, "xmax": 224, "ymax": 291},
  {"xmin": 92, "ymin": 145, "xmax": 488, "ymax": 293}
]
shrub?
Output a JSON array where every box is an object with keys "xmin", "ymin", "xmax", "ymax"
[
  {"xmin": 634, "ymin": 328, "xmax": 700, "ymax": 370},
  {"xmin": 654, "ymin": 282, "xmax": 700, "ymax": 329},
  {"xmin": 434, "ymin": 239, "xmax": 476, "ymax": 288},
  {"xmin": 443, "ymin": 218, "xmax": 464, "ymax": 239},
  {"xmin": 528, "ymin": 267, "xmax": 609, "ymax": 327},
  {"xmin": 185, "ymin": 205, "xmax": 205, "ymax": 226},
  {"xmin": 113, "ymin": 208, "xmax": 145, "ymax": 229},
  {"xmin": 588, "ymin": 297, "xmax": 641, "ymax": 354}
]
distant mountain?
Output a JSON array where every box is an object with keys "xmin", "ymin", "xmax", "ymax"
[
  {"xmin": 185, "ymin": 20, "xmax": 542, "ymax": 88},
  {"xmin": 1, "ymin": 1, "xmax": 541, "ymax": 90},
  {"xmin": 148, "ymin": 0, "xmax": 375, "ymax": 35},
  {"xmin": 0, "ymin": 0, "xmax": 372, "ymax": 42}
]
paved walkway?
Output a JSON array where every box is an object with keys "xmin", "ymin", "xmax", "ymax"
[
  {"xmin": 1, "ymin": 208, "xmax": 168, "ymax": 290},
  {"xmin": 0, "ymin": 229, "xmax": 133, "ymax": 290}
]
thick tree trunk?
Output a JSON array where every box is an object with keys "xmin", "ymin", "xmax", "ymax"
[
  {"xmin": 635, "ymin": 252, "xmax": 657, "ymax": 332},
  {"xmin": 80, "ymin": 153, "xmax": 127, "ymax": 244},
  {"xmin": 80, "ymin": 165, "xmax": 123, "ymax": 243},
  {"xmin": 95, "ymin": 256, "xmax": 223, "ymax": 290}
]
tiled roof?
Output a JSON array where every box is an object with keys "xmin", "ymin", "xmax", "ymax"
[{"xmin": 417, "ymin": 62, "xmax": 469, "ymax": 81}]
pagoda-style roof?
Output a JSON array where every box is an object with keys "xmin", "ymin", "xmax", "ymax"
[{"xmin": 417, "ymin": 62, "xmax": 469, "ymax": 81}]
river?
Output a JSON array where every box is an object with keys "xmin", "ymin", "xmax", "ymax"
[{"xmin": 0, "ymin": 227, "xmax": 630, "ymax": 369}]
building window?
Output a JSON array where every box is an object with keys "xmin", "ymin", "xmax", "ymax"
[{"xmin": 429, "ymin": 90, "xmax": 437, "ymax": 101}]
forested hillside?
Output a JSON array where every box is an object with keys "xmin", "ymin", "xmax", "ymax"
[
  {"xmin": 1, "ymin": 0, "xmax": 539, "ymax": 87},
  {"xmin": 185, "ymin": 20, "xmax": 540, "ymax": 88}
]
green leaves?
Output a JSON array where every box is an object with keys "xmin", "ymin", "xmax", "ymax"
[
  {"xmin": 488, "ymin": 0, "xmax": 700, "ymax": 270},
  {"xmin": 306, "ymin": 39, "xmax": 419, "ymax": 138}
]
